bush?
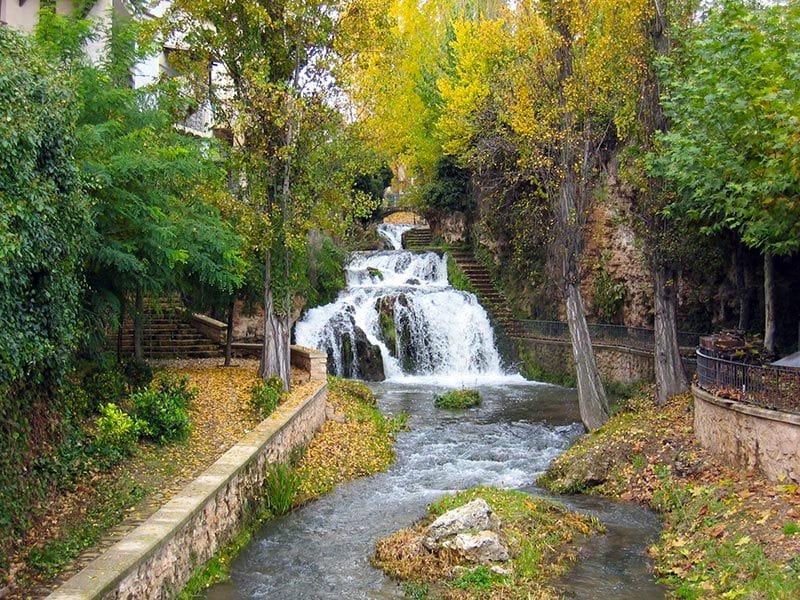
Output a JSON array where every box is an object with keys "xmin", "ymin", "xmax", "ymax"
[
  {"xmin": 434, "ymin": 389, "xmax": 482, "ymax": 409},
  {"xmin": 94, "ymin": 403, "xmax": 139, "ymax": 459},
  {"xmin": 250, "ymin": 377, "xmax": 285, "ymax": 417},
  {"xmin": 83, "ymin": 364, "xmax": 127, "ymax": 413},
  {"xmin": 123, "ymin": 358, "xmax": 153, "ymax": 391},
  {"xmin": 132, "ymin": 374, "xmax": 195, "ymax": 443}
]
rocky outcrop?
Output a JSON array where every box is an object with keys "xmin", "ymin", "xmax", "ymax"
[
  {"xmin": 323, "ymin": 309, "xmax": 385, "ymax": 381},
  {"xmin": 421, "ymin": 498, "xmax": 509, "ymax": 565}
]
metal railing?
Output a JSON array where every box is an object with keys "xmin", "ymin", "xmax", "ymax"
[
  {"xmin": 516, "ymin": 319, "xmax": 702, "ymax": 351},
  {"xmin": 695, "ymin": 349, "xmax": 800, "ymax": 414}
]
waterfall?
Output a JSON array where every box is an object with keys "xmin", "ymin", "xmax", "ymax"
[{"xmin": 295, "ymin": 224, "xmax": 522, "ymax": 385}]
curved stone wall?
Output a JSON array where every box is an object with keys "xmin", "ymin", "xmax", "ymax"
[{"xmin": 692, "ymin": 385, "xmax": 800, "ymax": 484}]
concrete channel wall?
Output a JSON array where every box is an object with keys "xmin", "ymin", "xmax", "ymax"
[
  {"xmin": 693, "ymin": 385, "xmax": 800, "ymax": 484},
  {"xmin": 47, "ymin": 378, "xmax": 328, "ymax": 600}
]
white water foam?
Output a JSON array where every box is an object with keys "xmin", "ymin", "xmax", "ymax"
[{"xmin": 294, "ymin": 224, "xmax": 524, "ymax": 384}]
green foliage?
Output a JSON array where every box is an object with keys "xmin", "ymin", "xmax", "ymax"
[
  {"xmin": 421, "ymin": 156, "xmax": 472, "ymax": 212},
  {"xmin": 94, "ymin": 403, "xmax": 140, "ymax": 460},
  {"xmin": 654, "ymin": 0, "xmax": 800, "ymax": 257},
  {"xmin": 301, "ymin": 235, "xmax": 348, "ymax": 310},
  {"xmin": 122, "ymin": 358, "xmax": 154, "ymax": 391},
  {"xmin": 592, "ymin": 262, "xmax": 626, "ymax": 323},
  {"xmin": 132, "ymin": 375, "xmax": 196, "ymax": 443},
  {"xmin": 782, "ymin": 521, "xmax": 800, "ymax": 536},
  {"xmin": 250, "ymin": 377, "xmax": 285, "ymax": 418},
  {"xmin": 263, "ymin": 462, "xmax": 301, "ymax": 516},
  {"xmin": 83, "ymin": 362, "xmax": 128, "ymax": 413},
  {"xmin": 434, "ymin": 388, "xmax": 481, "ymax": 409},
  {"xmin": 0, "ymin": 25, "xmax": 89, "ymax": 389}
]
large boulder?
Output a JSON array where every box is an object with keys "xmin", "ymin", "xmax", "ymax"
[
  {"xmin": 423, "ymin": 498, "xmax": 500, "ymax": 547},
  {"xmin": 443, "ymin": 531, "xmax": 509, "ymax": 563},
  {"xmin": 352, "ymin": 325, "xmax": 385, "ymax": 381}
]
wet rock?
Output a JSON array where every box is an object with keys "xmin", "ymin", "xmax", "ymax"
[
  {"xmin": 405, "ymin": 278, "xmax": 421, "ymax": 286},
  {"xmin": 423, "ymin": 498, "xmax": 499, "ymax": 547},
  {"xmin": 443, "ymin": 531, "xmax": 509, "ymax": 563},
  {"xmin": 352, "ymin": 326, "xmax": 385, "ymax": 381}
]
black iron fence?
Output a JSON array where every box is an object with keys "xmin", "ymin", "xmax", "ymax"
[
  {"xmin": 516, "ymin": 319, "xmax": 702, "ymax": 351},
  {"xmin": 696, "ymin": 349, "xmax": 800, "ymax": 414}
]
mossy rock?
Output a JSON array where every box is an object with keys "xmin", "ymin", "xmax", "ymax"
[{"xmin": 434, "ymin": 389, "xmax": 481, "ymax": 409}]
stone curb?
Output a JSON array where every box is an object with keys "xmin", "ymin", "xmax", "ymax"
[{"xmin": 46, "ymin": 381, "xmax": 328, "ymax": 600}]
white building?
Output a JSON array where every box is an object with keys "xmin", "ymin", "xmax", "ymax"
[{"xmin": 1, "ymin": 0, "xmax": 215, "ymax": 137}]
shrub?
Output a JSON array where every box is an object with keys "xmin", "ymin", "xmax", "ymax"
[
  {"xmin": 95, "ymin": 403, "xmax": 139, "ymax": 459},
  {"xmin": 132, "ymin": 374, "xmax": 196, "ymax": 443},
  {"xmin": 250, "ymin": 376, "xmax": 285, "ymax": 417},
  {"xmin": 434, "ymin": 389, "xmax": 481, "ymax": 409},
  {"xmin": 123, "ymin": 358, "xmax": 153, "ymax": 391},
  {"xmin": 83, "ymin": 363, "xmax": 127, "ymax": 413}
]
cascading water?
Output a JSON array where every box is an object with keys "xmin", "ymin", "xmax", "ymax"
[
  {"xmin": 209, "ymin": 224, "xmax": 665, "ymax": 600},
  {"xmin": 295, "ymin": 225, "xmax": 521, "ymax": 385}
]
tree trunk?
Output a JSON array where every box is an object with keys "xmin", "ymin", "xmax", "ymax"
[
  {"xmin": 557, "ymin": 147, "xmax": 609, "ymax": 431},
  {"xmin": 735, "ymin": 242, "xmax": 754, "ymax": 332},
  {"xmin": 117, "ymin": 300, "xmax": 126, "ymax": 362},
  {"xmin": 565, "ymin": 279, "xmax": 610, "ymax": 430},
  {"xmin": 653, "ymin": 265, "xmax": 688, "ymax": 404},
  {"xmin": 764, "ymin": 253, "xmax": 776, "ymax": 353},
  {"xmin": 133, "ymin": 288, "xmax": 143, "ymax": 361},
  {"xmin": 224, "ymin": 298, "xmax": 235, "ymax": 367},
  {"xmin": 259, "ymin": 251, "xmax": 292, "ymax": 389}
]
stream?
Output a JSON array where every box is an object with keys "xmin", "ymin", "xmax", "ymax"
[{"xmin": 205, "ymin": 225, "xmax": 664, "ymax": 599}]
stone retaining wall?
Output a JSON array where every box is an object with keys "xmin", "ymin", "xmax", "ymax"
[
  {"xmin": 47, "ymin": 382, "xmax": 328, "ymax": 600},
  {"xmin": 693, "ymin": 385, "xmax": 800, "ymax": 484},
  {"xmin": 519, "ymin": 338, "xmax": 655, "ymax": 385}
]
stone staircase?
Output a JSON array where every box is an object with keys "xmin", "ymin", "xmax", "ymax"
[
  {"xmin": 118, "ymin": 299, "xmax": 223, "ymax": 359},
  {"xmin": 447, "ymin": 250, "xmax": 524, "ymax": 340},
  {"xmin": 402, "ymin": 227, "xmax": 433, "ymax": 249}
]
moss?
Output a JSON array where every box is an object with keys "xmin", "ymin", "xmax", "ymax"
[
  {"xmin": 446, "ymin": 254, "xmax": 477, "ymax": 294},
  {"xmin": 517, "ymin": 346, "xmax": 576, "ymax": 388},
  {"xmin": 434, "ymin": 389, "xmax": 481, "ymax": 409},
  {"xmin": 372, "ymin": 486, "xmax": 603, "ymax": 599}
]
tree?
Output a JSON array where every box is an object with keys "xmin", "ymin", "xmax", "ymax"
[
  {"xmin": 655, "ymin": 0, "xmax": 800, "ymax": 353},
  {"xmin": 35, "ymin": 9, "xmax": 245, "ymax": 360},
  {"xmin": 623, "ymin": 0, "xmax": 699, "ymax": 404},
  {"xmin": 497, "ymin": 0, "xmax": 650, "ymax": 429},
  {"xmin": 163, "ymin": 1, "xmax": 379, "ymax": 386}
]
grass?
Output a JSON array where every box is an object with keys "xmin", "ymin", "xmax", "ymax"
[
  {"xmin": 434, "ymin": 389, "xmax": 481, "ymax": 409},
  {"xmin": 446, "ymin": 253, "xmax": 477, "ymax": 294},
  {"xmin": 178, "ymin": 377, "xmax": 404, "ymax": 597},
  {"xmin": 372, "ymin": 486, "xmax": 603, "ymax": 599},
  {"xmin": 539, "ymin": 388, "xmax": 800, "ymax": 599}
]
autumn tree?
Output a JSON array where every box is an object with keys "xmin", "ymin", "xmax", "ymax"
[{"xmin": 493, "ymin": 0, "xmax": 651, "ymax": 429}]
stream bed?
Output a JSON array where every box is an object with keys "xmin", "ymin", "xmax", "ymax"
[{"xmin": 205, "ymin": 381, "xmax": 665, "ymax": 599}]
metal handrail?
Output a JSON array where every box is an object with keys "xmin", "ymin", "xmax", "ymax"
[
  {"xmin": 515, "ymin": 319, "xmax": 703, "ymax": 351},
  {"xmin": 695, "ymin": 349, "xmax": 800, "ymax": 414}
]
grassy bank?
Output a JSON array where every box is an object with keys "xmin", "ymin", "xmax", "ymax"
[
  {"xmin": 540, "ymin": 389, "xmax": 800, "ymax": 598},
  {"xmin": 178, "ymin": 377, "xmax": 405, "ymax": 598},
  {"xmin": 372, "ymin": 486, "xmax": 603, "ymax": 599}
]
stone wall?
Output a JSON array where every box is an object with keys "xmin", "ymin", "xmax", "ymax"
[
  {"xmin": 47, "ymin": 382, "xmax": 328, "ymax": 600},
  {"xmin": 519, "ymin": 338, "xmax": 655, "ymax": 385},
  {"xmin": 693, "ymin": 385, "xmax": 800, "ymax": 484},
  {"xmin": 290, "ymin": 346, "xmax": 328, "ymax": 382}
]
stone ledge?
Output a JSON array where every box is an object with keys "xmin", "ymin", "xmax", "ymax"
[
  {"xmin": 692, "ymin": 385, "xmax": 800, "ymax": 427},
  {"xmin": 692, "ymin": 385, "xmax": 800, "ymax": 484},
  {"xmin": 47, "ymin": 381, "xmax": 328, "ymax": 600}
]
